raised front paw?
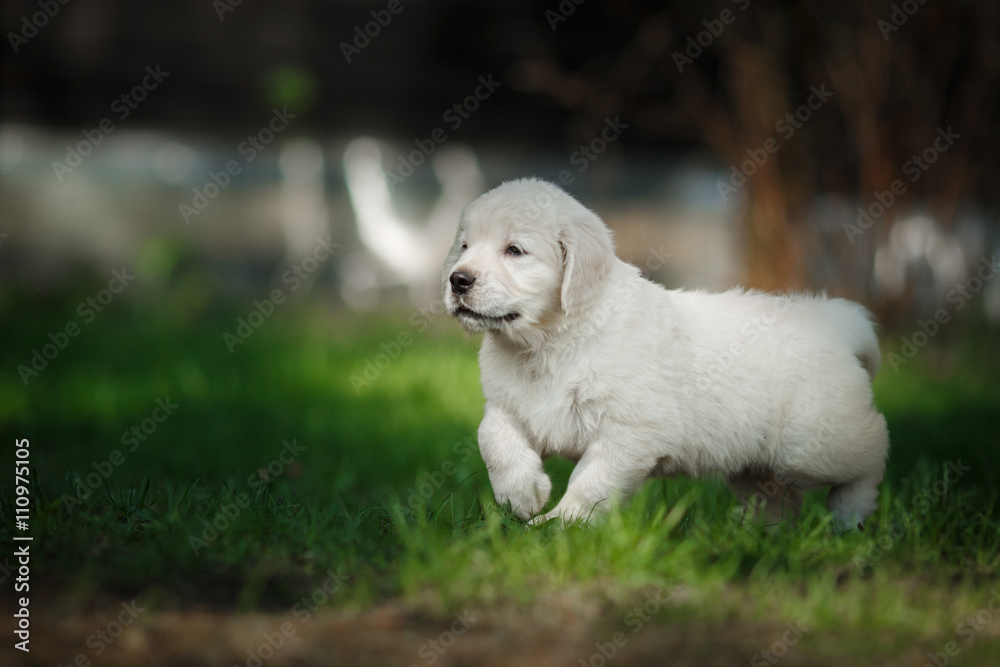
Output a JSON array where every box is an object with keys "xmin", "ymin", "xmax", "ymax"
[{"xmin": 492, "ymin": 467, "xmax": 552, "ymax": 520}]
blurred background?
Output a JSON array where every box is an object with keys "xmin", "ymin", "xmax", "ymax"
[{"xmin": 2, "ymin": 0, "xmax": 998, "ymax": 325}]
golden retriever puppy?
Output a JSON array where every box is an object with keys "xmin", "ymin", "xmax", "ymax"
[{"xmin": 443, "ymin": 178, "xmax": 888, "ymax": 530}]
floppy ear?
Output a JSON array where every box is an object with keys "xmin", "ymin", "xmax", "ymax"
[{"xmin": 559, "ymin": 210, "xmax": 615, "ymax": 316}]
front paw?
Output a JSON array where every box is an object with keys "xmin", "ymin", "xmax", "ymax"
[
  {"xmin": 492, "ymin": 468, "xmax": 552, "ymax": 520},
  {"xmin": 528, "ymin": 500, "xmax": 596, "ymax": 526}
]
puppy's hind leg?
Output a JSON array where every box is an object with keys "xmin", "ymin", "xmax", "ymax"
[
  {"xmin": 826, "ymin": 473, "xmax": 882, "ymax": 533},
  {"xmin": 727, "ymin": 470, "xmax": 803, "ymax": 528},
  {"xmin": 827, "ymin": 410, "xmax": 888, "ymax": 532}
]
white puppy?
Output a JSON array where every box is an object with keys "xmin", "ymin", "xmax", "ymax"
[{"xmin": 443, "ymin": 178, "xmax": 888, "ymax": 530}]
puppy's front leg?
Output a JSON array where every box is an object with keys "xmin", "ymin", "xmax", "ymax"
[
  {"xmin": 479, "ymin": 404, "xmax": 552, "ymax": 520},
  {"xmin": 531, "ymin": 438, "xmax": 650, "ymax": 525}
]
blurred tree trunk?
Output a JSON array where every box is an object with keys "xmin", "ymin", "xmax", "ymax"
[{"xmin": 514, "ymin": 0, "xmax": 999, "ymax": 313}]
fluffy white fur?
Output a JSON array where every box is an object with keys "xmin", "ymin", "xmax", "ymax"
[{"xmin": 443, "ymin": 178, "xmax": 889, "ymax": 530}]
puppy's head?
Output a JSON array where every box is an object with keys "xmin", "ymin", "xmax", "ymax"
[{"xmin": 442, "ymin": 178, "xmax": 615, "ymax": 340}]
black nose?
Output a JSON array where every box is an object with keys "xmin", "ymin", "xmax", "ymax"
[{"xmin": 450, "ymin": 270, "xmax": 475, "ymax": 294}]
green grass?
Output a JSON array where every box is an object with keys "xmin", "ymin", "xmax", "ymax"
[{"xmin": 2, "ymin": 293, "xmax": 999, "ymax": 662}]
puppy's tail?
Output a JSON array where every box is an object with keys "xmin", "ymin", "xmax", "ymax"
[{"xmin": 832, "ymin": 299, "xmax": 881, "ymax": 381}]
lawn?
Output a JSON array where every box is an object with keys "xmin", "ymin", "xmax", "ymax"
[{"xmin": 1, "ymin": 292, "xmax": 999, "ymax": 666}]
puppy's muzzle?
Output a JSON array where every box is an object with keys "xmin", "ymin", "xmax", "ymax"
[{"xmin": 450, "ymin": 270, "xmax": 476, "ymax": 295}]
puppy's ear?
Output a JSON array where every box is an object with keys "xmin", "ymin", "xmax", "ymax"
[{"xmin": 560, "ymin": 210, "xmax": 615, "ymax": 316}]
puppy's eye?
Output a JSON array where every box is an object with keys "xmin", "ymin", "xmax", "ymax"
[
  {"xmin": 505, "ymin": 244, "xmax": 524, "ymax": 257},
  {"xmin": 460, "ymin": 242, "xmax": 468, "ymax": 251}
]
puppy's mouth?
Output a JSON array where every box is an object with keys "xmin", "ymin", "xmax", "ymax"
[{"xmin": 454, "ymin": 306, "xmax": 521, "ymax": 325}]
